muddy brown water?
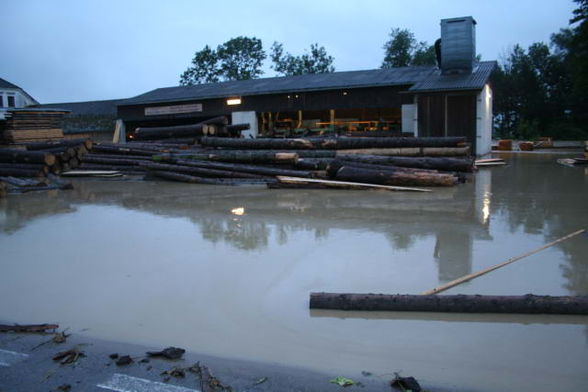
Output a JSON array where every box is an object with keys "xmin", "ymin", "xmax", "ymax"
[{"xmin": 1, "ymin": 153, "xmax": 587, "ymax": 391}]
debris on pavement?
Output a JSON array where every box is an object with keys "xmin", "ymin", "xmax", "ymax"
[
  {"xmin": 390, "ymin": 374, "xmax": 422, "ymax": 392},
  {"xmin": 115, "ymin": 355, "xmax": 133, "ymax": 366},
  {"xmin": 146, "ymin": 346, "xmax": 186, "ymax": 360},
  {"xmin": 330, "ymin": 376, "xmax": 356, "ymax": 387},
  {"xmin": 52, "ymin": 348, "xmax": 85, "ymax": 365}
]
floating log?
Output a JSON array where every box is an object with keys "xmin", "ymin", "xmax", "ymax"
[
  {"xmin": 172, "ymin": 159, "xmax": 314, "ymax": 178},
  {"xmin": 337, "ymin": 155, "xmax": 474, "ymax": 172},
  {"xmin": 309, "ymin": 293, "xmax": 588, "ymax": 315},
  {"xmin": 334, "ymin": 165, "xmax": 458, "ymax": 187},
  {"xmin": 273, "ymin": 176, "xmax": 430, "ymax": 192},
  {"xmin": 141, "ymin": 161, "xmax": 267, "ymax": 179},
  {"xmin": 150, "ymin": 170, "xmax": 274, "ymax": 185},
  {"xmin": 0, "ymin": 149, "xmax": 56, "ymax": 166},
  {"xmin": 200, "ymin": 136, "xmax": 467, "ymax": 150},
  {"xmin": 326, "ymin": 159, "xmax": 442, "ymax": 177}
]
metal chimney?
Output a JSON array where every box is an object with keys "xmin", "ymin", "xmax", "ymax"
[{"xmin": 440, "ymin": 16, "xmax": 476, "ymax": 75}]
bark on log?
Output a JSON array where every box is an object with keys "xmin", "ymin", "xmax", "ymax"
[
  {"xmin": 79, "ymin": 163, "xmax": 147, "ymax": 171},
  {"xmin": 80, "ymin": 156, "xmax": 147, "ymax": 166},
  {"xmin": 274, "ymin": 176, "xmax": 430, "ymax": 192},
  {"xmin": 166, "ymin": 151, "xmax": 298, "ymax": 164},
  {"xmin": 211, "ymin": 150, "xmax": 335, "ymax": 158},
  {"xmin": 0, "ymin": 163, "xmax": 49, "ymax": 174},
  {"xmin": 200, "ymin": 136, "xmax": 467, "ymax": 150},
  {"xmin": 333, "ymin": 166, "xmax": 458, "ymax": 187},
  {"xmin": 133, "ymin": 116, "xmax": 228, "ymax": 140},
  {"xmin": 141, "ymin": 161, "xmax": 268, "ymax": 179},
  {"xmin": 0, "ymin": 149, "xmax": 56, "ymax": 166},
  {"xmin": 335, "ymin": 146, "xmax": 470, "ymax": 157},
  {"xmin": 326, "ymin": 159, "xmax": 442, "ymax": 177},
  {"xmin": 150, "ymin": 170, "xmax": 275, "ymax": 185},
  {"xmin": 173, "ymin": 159, "xmax": 314, "ymax": 178},
  {"xmin": 91, "ymin": 145, "xmax": 156, "ymax": 156},
  {"xmin": 83, "ymin": 153, "xmax": 154, "ymax": 161},
  {"xmin": 309, "ymin": 293, "xmax": 588, "ymax": 315},
  {"xmin": 0, "ymin": 323, "xmax": 59, "ymax": 332},
  {"xmin": 0, "ymin": 168, "xmax": 45, "ymax": 177},
  {"xmin": 337, "ymin": 155, "xmax": 474, "ymax": 172},
  {"xmin": 23, "ymin": 138, "xmax": 92, "ymax": 151}
]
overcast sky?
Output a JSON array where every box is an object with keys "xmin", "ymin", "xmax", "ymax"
[{"xmin": 1, "ymin": 0, "xmax": 576, "ymax": 103}]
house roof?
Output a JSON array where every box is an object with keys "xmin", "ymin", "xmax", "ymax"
[
  {"xmin": 0, "ymin": 78, "xmax": 21, "ymax": 90},
  {"xmin": 409, "ymin": 61, "xmax": 497, "ymax": 93},
  {"xmin": 0, "ymin": 77, "xmax": 39, "ymax": 105},
  {"xmin": 121, "ymin": 61, "xmax": 496, "ymax": 106},
  {"xmin": 35, "ymin": 99, "xmax": 125, "ymax": 116}
]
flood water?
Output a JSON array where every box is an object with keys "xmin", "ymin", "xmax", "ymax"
[{"xmin": 1, "ymin": 153, "xmax": 587, "ymax": 391}]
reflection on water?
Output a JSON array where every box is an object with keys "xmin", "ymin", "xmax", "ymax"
[{"xmin": 1, "ymin": 154, "xmax": 587, "ymax": 392}]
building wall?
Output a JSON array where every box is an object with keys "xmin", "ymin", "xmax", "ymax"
[
  {"xmin": 0, "ymin": 88, "xmax": 36, "ymax": 109},
  {"xmin": 475, "ymin": 84, "xmax": 493, "ymax": 155}
]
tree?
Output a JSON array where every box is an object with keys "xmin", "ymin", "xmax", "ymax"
[
  {"xmin": 270, "ymin": 42, "xmax": 335, "ymax": 76},
  {"xmin": 216, "ymin": 36, "xmax": 266, "ymax": 81},
  {"xmin": 381, "ymin": 28, "xmax": 415, "ymax": 68},
  {"xmin": 180, "ymin": 37, "xmax": 266, "ymax": 85},
  {"xmin": 179, "ymin": 45, "xmax": 221, "ymax": 85},
  {"xmin": 381, "ymin": 28, "xmax": 437, "ymax": 68}
]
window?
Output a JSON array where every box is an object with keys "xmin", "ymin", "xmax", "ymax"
[
  {"xmin": 0, "ymin": 95, "xmax": 3, "ymax": 108},
  {"xmin": 7, "ymin": 95, "xmax": 15, "ymax": 107}
]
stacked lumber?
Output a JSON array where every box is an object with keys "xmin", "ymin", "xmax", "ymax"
[{"xmin": 0, "ymin": 109, "xmax": 68, "ymax": 143}]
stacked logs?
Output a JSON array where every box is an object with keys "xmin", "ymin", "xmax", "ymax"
[
  {"xmin": 0, "ymin": 139, "xmax": 92, "ymax": 193},
  {"xmin": 131, "ymin": 116, "xmax": 249, "ymax": 141}
]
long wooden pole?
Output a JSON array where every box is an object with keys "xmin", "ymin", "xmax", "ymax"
[{"xmin": 421, "ymin": 229, "xmax": 586, "ymax": 295}]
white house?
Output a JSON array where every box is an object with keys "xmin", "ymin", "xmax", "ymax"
[{"xmin": 0, "ymin": 77, "xmax": 39, "ymax": 119}]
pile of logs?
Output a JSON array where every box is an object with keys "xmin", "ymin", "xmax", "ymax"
[
  {"xmin": 131, "ymin": 116, "xmax": 249, "ymax": 141},
  {"xmin": 0, "ymin": 138, "xmax": 91, "ymax": 193},
  {"xmin": 0, "ymin": 109, "xmax": 68, "ymax": 143}
]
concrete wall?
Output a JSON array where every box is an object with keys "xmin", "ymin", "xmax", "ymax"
[
  {"xmin": 232, "ymin": 111, "xmax": 258, "ymax": 138},
  {"xmin": 476, "ymin": 84, "xmax": 493, "ymax": 155}
]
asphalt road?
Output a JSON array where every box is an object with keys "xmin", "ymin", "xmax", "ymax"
[{"xmin": 0, "ymin": 328, "xmax": 395, "ymax": 392}]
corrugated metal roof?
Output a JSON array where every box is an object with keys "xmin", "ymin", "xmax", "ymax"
[
  {"xmin": 121, "ymin": 66, "xmax": 436, "ymax": 106},
  {"xmin": 408, "ymin": 61, "xmax": 496, "ymax": 92},
  {"xmin": 35, "ymin": 99, "xmax": 124, "ymax": 116}
]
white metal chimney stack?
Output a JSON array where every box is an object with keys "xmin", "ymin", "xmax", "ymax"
[{"xmin": 440, "ymin": 16, "xmax": 477, "ymax": 75}]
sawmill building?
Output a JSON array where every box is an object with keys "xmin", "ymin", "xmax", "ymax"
[{"xmin": 117, "ymin": 16, "xmax": 495, "ymax": 155}]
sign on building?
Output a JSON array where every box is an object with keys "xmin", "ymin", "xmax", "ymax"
[{"xmin": 145, "ymin": 103, "xmax": 203, "ymax": 116}]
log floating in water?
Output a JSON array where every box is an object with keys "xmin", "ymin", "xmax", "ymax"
[
  {"xmin": 335, "ymin": 146, "xmax": 470, "ymax": 157},
  {"xmin": 149, "ymin": 170, "xmax": 274, "ymax": 185},
  {"xmin": 272, "ymin": 176, "xmax": 430, "ymax": 192},
  {"xmin": 201, "ymin": 136, "xmax": 467, "ymax": 150},
  {"xmin": 333, "ymin": 165, "xmax": 458, "ymax": 187},
  {"xmin": 309, "ymin": 293, "xmax": 588, "ymax": 315},
  {"xmin": 0, "ymin": 323, "xmax": 59, "ymax": 333}
]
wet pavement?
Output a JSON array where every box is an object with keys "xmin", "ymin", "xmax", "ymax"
[{"xmin": 1, "ymin": 153, "xmax": 587, "ymax": 391}]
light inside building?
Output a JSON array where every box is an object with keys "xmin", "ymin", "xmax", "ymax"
[
  {"xmin": 343, "ymin": 91, "xmax": 348, "ymax": 96},
  {"xmin": 226, "ymin": 97, "xmax": 242, "ymax": 105},
  {"xmin": 231, "ymin": 207, "xmax": 245, "ymax": 216}
]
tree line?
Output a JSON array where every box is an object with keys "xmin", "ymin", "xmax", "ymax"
[{"xmin": 180, "ymin": 0, "xmax": 588, "ymax": 139}]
